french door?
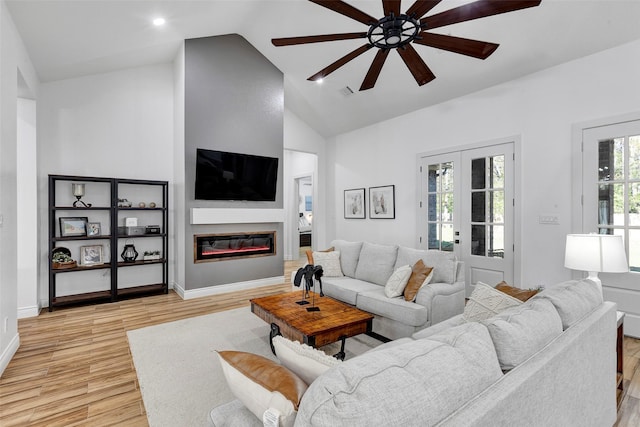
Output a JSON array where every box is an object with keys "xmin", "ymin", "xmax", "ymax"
[
  {"xmin": 419, "ymin": 142, "xmax": 515, "ymax": 296},
  {"xmin": 582, "ymin": 120, "xmax": 640, "ymax": 337}
]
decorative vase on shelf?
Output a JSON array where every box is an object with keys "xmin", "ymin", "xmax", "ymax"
[{"xmin": 121, "ymin": 242, "xmax": 138, "ymax": 262}]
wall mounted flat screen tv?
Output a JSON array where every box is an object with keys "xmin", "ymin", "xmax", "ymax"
[{"xmin": 195, "ymin": 148, "xmax": 279, "ymax": 201}]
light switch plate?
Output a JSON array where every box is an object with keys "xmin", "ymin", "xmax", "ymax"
[{"xmin": 539, "ymin": 214, "xmax": 559, "ymax": 225}]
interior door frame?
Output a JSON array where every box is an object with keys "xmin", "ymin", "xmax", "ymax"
[{"xmin": 416, "ymin": 135, "xmax": 523, "ymax": 286}]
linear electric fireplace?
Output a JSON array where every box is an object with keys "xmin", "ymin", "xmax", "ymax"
[{"xmin": 194, "ymin": 231, "xmax": 276, "ymax": 263}]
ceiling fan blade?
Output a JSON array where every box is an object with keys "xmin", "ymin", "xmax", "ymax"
[
  {"xmin": 360, "ymin": 49, "xmax": 390, "ymax": 91},
  {"xmin": 272, "ymin": 32, "xmax": 368, "ymax": 46},
  {"xmin": 414, "ymin": 32, "xmax": 499, "ymax": 59},
  {"xmin": 309, "ymin": 0, "xmax": 378, "ymax": 25},
  {"xmin": 382, "ymin": 0, "xmax": 401, "ymax": 16},
  {"xmin": 308, "ymin": 44, "xmax": 374, "ymax": 81},
  {"xmin": 422, "ymin": 0, "xmax": 542, "ymax": 29},
  {"xmin": 406, "ymin": 1, "xmax": 443, "ymax": 20},
  {"xmin": 396, "ymin": 44, "xmax": 435, "ymax": 86}
]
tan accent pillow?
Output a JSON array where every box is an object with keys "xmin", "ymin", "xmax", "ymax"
[
  {"xmin": 403, "ymin": 260, "xmax": 434, "ymax": 302},
  {"xmin": 217, "ymin": 350, "xmax": 307, "ymax": 420},
  {"xmin": 306, "ymin": 247, "xmax": 334, "ymax": 265},
  {"xmin": 495, "ymin": 281, "xmax": 539, "ymax": 302}
]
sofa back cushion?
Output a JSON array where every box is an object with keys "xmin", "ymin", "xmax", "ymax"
[
  {"xmin": 330, "ymin": 240, "xmax": 363, "ymax": 277},
  {"xmin": 297, "ymin": 322, "xmax": 502, "ymax": 426},
  {"xmin": 394, "ymin": 246, "xmax": 458, "ymax": 284},
  {"xmin": 535, "ymin": 279, "xmax": 603, "ymax": 329},
  {"xmin": 482, "ymin": 298, "xmax": 563, "ymax": 371},
  {"xmin": 354, "ymin": 242, "xmax": 398, "ymax": 286}
]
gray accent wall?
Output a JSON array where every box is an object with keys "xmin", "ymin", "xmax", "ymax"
[{"xmin": 184, "ymin": 34, "xmax": 284, "ymax": 289}]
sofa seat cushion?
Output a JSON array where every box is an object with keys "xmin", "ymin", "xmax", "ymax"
[
  {"xmin": 330, "ymin": 240, "xmax": 363, "ymax": 277},
  {"xmin": 354, "ymin": 242, "xmax": 398, "ymax": 286},
  {"xmin": 482, "ymin": 298, "xmax": 563, "ymax": 371},
  {"xmin": 321, "ymin": 277, "xmax": 380, "ymax": 306},
  {"xmin": 536, "ymin": 279, "xmax": 603, "ymax": 329},
  {"xmin": 357, "ymin": 288, "xmax": 429, "ymax": 327},
  {"xmin": 394, "ymin": 247, "xmax": 458, "ymax": 284},
  {"xmin": 296, "ymin": 322, "xmax": 503, "ymax": 427}
]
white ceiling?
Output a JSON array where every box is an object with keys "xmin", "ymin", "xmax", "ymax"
[{"xmin": 7, "ymin": 0, "xmax": 640, "ymax": 137}]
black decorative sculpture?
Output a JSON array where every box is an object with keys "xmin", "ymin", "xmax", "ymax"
[{"xmin": 293, "ymin": 264, "xmax": 324, "ymax": 311}]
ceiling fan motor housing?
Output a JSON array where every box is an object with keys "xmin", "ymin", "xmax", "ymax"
[{"xmin": 368, "ymin": 14, "xmax": 422, "ymax": 49}]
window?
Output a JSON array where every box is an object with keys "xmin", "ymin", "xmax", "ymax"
[{"xmin": 427, "ymin": 162, "xmax": 454, "ymax": 251}]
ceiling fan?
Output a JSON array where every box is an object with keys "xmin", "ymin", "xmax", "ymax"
[{"xmin": 272, "ymin": 0, "xmax": 542, "ymax": 91}]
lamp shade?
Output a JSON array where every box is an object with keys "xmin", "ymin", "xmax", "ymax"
[{"xmin": 564, "ymin": 234, "xmax": 628, "ymax": 273}]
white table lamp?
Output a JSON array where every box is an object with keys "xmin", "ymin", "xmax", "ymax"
[{"xmin": 564, "ymin": 233, "xmax": 628, "ymax": 294}]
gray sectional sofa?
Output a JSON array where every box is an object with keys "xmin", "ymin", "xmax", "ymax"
[
  {"xmin": 312, "ymin": 240, "xmax": 466, "ymax": 339},
  {"xmin": 211, "ymin": 278, "xmax": 618, "ymax": 427}
]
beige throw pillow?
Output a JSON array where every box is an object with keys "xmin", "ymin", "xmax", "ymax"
[
  {"xmin": 463, "ymin": 281, "xmax": 522, "ymax": 322},
  {"xmin": 384, "ymin": 265, "xmax": 413, "ymax": 298},
  {"xmin": 312, "ymin": 251, "xmax": 343, "ymax": 277},
  {"xmin": 217, "ymin": 350, "xmax": 307, "ymax": 423}
]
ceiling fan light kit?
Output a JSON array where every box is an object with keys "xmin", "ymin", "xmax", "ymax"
[{"xmin": 272, "ymin": 0, "xmax": 542, "ymax": 91}]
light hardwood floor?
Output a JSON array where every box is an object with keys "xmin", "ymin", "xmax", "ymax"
[{"xmin": 1, "ymin": 258, "xmax": 639, "ymax": 426}]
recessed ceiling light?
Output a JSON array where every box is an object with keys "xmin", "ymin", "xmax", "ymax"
[{"xmin": 153, "ymin": 17, "xmax": 166, "ymax": 26}]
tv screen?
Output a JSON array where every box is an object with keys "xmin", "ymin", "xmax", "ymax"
[{"xmin": 195, "ymin": 148, "xmax": 279, "ymax": 201}]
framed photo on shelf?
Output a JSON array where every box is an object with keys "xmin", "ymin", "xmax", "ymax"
[
  {"xmin": 59, "ymin": 217, "xmax": 88, "ymax": 237},
  {"xmin": 87, "ymin": 222, "xmax": 101, "ymax": 236},
  {"xmin": 79, "ymin": 245, "xmax": 104, "ymax": 266},
  {"xmin": 369, "ymin": 185, "xmax": 395, "ymax": 219},
  {"xmin": 344, "ymin": 188, "xmax": 366, "ymax": 219}
]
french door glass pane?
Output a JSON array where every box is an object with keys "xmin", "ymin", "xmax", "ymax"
[
  {"xmin": 490, "ymin": 155, "xmax": 505, "ymax": 189},
  {"xmin": 428, "ymin": 194, "xmax": 437, "ymax": 221},
  {"xmin": 489, "ymin": 190, "xmax": 504, "ymax": 223},
  {"xmin": 472, "ymin": 192, "xmax": 485, "ymax": 222},
  {"xmin": 427, "ymin": 161, "xmax": 455, "ymax": 251},
  {"xmin": 630, "ymin": 136, "xmax": 640, "ymax": 180},
  {"xmin": 428, "ymin": 223, "xmax": 438, "ymax": 249},
  {"xmin": 442, "ymin": 162, "xmax": 454, "ymax": 191},
  {"xmin": 471, "ymin": 225, "xmax": 485, "ymax": 256},
  {"xmin": 441, "ymin": 224, "xmax": 454, "ymax": 252},
  {"xmin": 428, "ymin": 164, "xmax": 438, "ymax": 192},
  {"xmin": 442, "ymin": 192, "xmax": 454, "ymax": 222},
  {"xmin": 630, "ymin": 183, "xmax": 640, "ymax": 226},
  {"xmin": 598, "ymin": 183, "xmax": 625, "ymax": 226},
  {"xmin": 471, "ymin": 158, "xmax": 486, "ymax": 189},
  {"xmin": 599, "ymin": 139, "xmax": 625, "ymax": 181},
  {"xmin": 489, "ymin": 225, "xmax": 505, "ymax": 258},
  {"xmin": 630, "ymin": 229, "xmax": 640, "ymax": 272}
]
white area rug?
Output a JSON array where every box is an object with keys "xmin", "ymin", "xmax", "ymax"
[{"xmin": 127, "ymin": 306, "xmax": 380, "ymax": 427}]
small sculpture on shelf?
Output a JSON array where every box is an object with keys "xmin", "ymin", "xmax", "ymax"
[
  {"xmin": 118, "ymin": 198, "xmax": 132, "ymax": 208},
  {"xmin": 72, "ymin": 183, "xmax": 92, "ymax": 208}
]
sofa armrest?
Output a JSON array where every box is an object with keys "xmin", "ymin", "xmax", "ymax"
[{"xmin": 414, "ymin": 281, "xmax": 465, "ymax": 326}]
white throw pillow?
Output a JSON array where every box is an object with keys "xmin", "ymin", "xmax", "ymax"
[
  {"xmin": 312, "ymin": 251, "xmax": 343, "ymax": 277},
  {"xmin": 217, "ymin": 350, "xmax": 307, "ymax": 425},
  {"xmin": 272, "ymin": 335, "xmax": 341, "ymax": 385},
  {"xmin": 463, "ymin": 281, "xmax": 522, "ymax": 322},
  {"xmin": 384, "ymin": 265, "xmax": 412, "ymax": 298}
]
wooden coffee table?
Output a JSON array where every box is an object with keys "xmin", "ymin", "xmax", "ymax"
[{"xmin": 250, "ymin": 291, "xmax": 375, "ymax": 359}]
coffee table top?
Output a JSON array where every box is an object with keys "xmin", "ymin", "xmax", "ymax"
[{"xmin": 250, "ymin": 291, "xmax": 373, "ymax": 337}]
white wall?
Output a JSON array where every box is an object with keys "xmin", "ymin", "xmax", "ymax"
[
  {"xmin": 37, "ymin": 63, "xmax": 174, "ymax": 306},
  {"xmin": 17, "ymin": 98, "xmax": 38, "ymax": 318},
  {"xmin": 0, "ymin": 0, "xmax": 39, "ymax": 375},
  {"xmin": 329, "ymin": 38, "xmax": 640, "ymax": 289}
]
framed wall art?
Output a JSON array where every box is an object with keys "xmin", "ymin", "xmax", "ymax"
[
  {"xmin": 344, "ymin": 188, "xmax": 365, "ymax": 219},
  {"xmin": 59, "ymin": 217, "xmax": 88, "ymax": 237},
  {"xmin": 369, "ymin": 185, "xmax": 395, "ymax": 219}
]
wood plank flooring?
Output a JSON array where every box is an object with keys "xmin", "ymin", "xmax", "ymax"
[{"xmin": 1, "ymin": 258, "xmax": 639, "ymax": 426}]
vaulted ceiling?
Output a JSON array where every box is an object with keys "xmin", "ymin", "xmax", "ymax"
[{"xmin": 7, "ymin": 0, "xmax": 640, "ymax": 137}]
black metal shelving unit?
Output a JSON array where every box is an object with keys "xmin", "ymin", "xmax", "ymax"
[{"xmin": 48, "ymin": 174, "xmax": 169, "ymax": 311}]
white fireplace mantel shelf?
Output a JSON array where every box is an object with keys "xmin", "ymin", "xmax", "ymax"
[{"xmin": 190, "ymin": 208, "xmax": 284, "ymax": 225}]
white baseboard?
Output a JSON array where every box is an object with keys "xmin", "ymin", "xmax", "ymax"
[
  {"xmin": 174, "ymin": 276, "xmax": 285, "ymax": 300},
  {"xmin": 17, "ymin": 305, "xmax": 40, "ymax": 319},
  {"xmin": 0, "ymin": 333, "xmax": 20, "ymax": 376}
]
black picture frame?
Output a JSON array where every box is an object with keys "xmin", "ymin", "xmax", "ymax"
[
  {"xmin": 59, "ymin": 217, "xmax": 88, "ymax": 237},
  {"xmin": 344, "ymin": 188, "xmax": 366, "ymax": 219},
  {"xmin": 369, "ymin": 185, "xmax": 395, "ymax": 219}
]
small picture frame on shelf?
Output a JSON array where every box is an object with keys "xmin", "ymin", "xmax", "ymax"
[
  {"xmin": 79, "ymin": 245, "xmax": 104, "ymax": 266},
  {"xmin": 87, "ymin": 222, "xmax": 101, "ymax": 236},
  {"xmin": 59, "ymin": 217, "xmax": 88, "ymax": 237}
]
